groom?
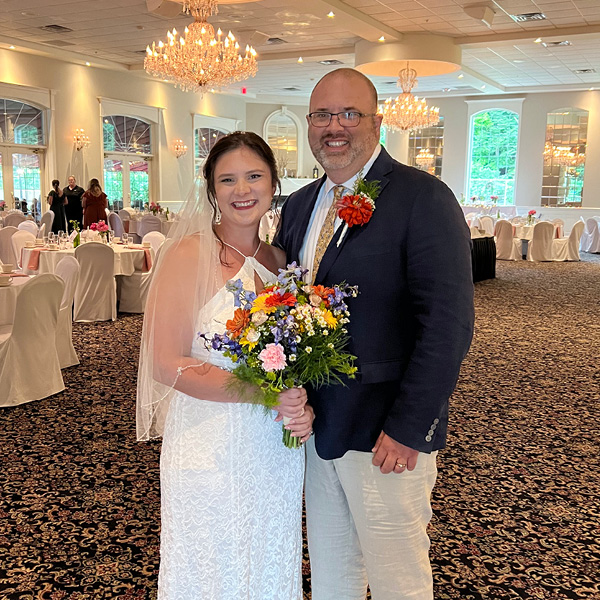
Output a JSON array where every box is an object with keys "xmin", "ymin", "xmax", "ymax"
[{"xmin": 274, "ymin": 68, "xmax": 474, "ymax": 599}]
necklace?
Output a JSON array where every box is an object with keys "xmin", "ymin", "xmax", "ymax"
[{"xmin": 221, "ymin": 239, "xmax": 261, "ymax": 259}]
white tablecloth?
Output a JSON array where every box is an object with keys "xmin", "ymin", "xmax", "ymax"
[
  {"xmin": 21, "ymin": 245, "xmax": 146, "ymax": 276},
  {"xmin": 126, "ymin": 217, "xmax": 173, "ymax": 236},
  {"xmin": 0, "ymin": 276, "xmax": 33, "ymax": 326},
  {"xmin": 514, "ymin": 223, "xmax": 562, "ymax": 240}
]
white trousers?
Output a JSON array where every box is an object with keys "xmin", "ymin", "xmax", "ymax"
[{"xmin": 305, "ymin": 437, "xmax": 438, "ymax": 600}]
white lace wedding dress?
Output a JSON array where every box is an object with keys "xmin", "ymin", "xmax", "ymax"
[{"xmin": 158, "ymin": 255, "xmax": 305, "ymax": 600}]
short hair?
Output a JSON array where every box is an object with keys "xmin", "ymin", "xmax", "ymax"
[{"xmin": 312, "ymin": 68, "xmax": 378, "ymax": 111}]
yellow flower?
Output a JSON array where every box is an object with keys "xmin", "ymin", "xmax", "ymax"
[
  {"xmin": 251, "ymin": 294, "xmax": 277, "ymax": 314},
  {"xmin": 323, "ymin": 309, "xmax": 338, "ymax": 329},
  {"xmin": 240, "ymin": 327, "xmax": 260, "ymax": 350}
]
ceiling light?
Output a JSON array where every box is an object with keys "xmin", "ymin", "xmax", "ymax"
[
  {"xmin": 297, "ymin": 57, "xmax": 303, "ymax": 63},
  {"xmin": 378, "ymin": 36, "xmax": 385, "ymax": 42},
  {"xmin": 85, "ymin": 62, "xmax": 91, "ymax": 66},
  {"xmin": 458, "ymin": 74, "xmax": 464, "ymax": 79},
  {"xmin": 481, "ymin": 85, "xmax": 486, "ymax": 89},
  {"xmin": 319, "ymin": 59, "xmax": 343, "ymax": 66},
  {"xmin": 144, "ymin": 0, "xmax": 257, "ymax": 93},
  {"xmin": 512, "ymin": 12, "xmax": 546, "ymax": 22},
  {"xmin": 534, "ymin": 38, "xmax": 542, "ymax": 43},
  {"xmin": 9, "ymin": 45, "xmax": 15, "ymax": 50},
  {"xmin": 513, "ymin": 59, "xmax": 524, "ymax": 63},
  {"xmin": 380, "ymin": 63, "xmax": 440, "ymax": 133},
  {"xmin": 542, "ymin": 40, "xmax": 571, "ymax": 47},
  {"xmin": 327, "ymin": 11, "xmax": 335, "ymax": 18},
  {"xmin": 573, "ymin": 68, "xmax": 595, "ymax": 74}
]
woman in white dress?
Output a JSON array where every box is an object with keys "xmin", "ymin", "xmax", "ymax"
[{"xmin": 137, "ymin": 132, "xmax": 314, "ymax": 599}]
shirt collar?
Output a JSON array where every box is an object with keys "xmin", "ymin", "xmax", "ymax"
[{"xmin": 323, "ymin": 144, "xmax": 382, "ymax": 198}]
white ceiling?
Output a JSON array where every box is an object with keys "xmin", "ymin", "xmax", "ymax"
[{"xmin": 1, "ymin": 0, "xmax": 599, "ymax": 101}]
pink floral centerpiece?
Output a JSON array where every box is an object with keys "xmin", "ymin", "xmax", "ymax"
[
  {"xmin": 90, "ymin": 220, "xmax": 110, "ymax": 242},
  {"xmin": 0, "ymin": 200, "xmax": 5, "ymax": 211},
  {"xmin": 526, "ymin": 210, "xmax": 536, "ymax": 226},
  {"xmin": 149, "ymin": 201, "xmax": 163, "ymax": 216}
]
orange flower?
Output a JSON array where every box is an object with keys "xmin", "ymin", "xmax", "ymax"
[
  {"xmin": 336, "ymin": 194, "xmax": 375, "ymax": 227},
  {"xmin": 265, "ymin": 292, "xmax": 297, "ymax": 308},
  {"xmin": 308, "ymin": 285, "xmax": 334, "ymax": 306},
  {"xmin": 226, "ymin": 308, "xmax": 250, "ymax": 339}
]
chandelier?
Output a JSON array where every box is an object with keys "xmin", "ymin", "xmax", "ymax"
[
  {"xmin": 380, "ymin": 64, "xmax": 440, "ymax": 133},
  {"xmin": 144, "ymin": 0, "xmax": 257, "ymax": 93},
  {"xmin": 73, "ymin": 128, "xmax": 90, "ymax": 151},
  {"xmin": 415, "ymin": 148, "xmax": 435, "ymax": 168},
  {"xmin": 543, "ymin": 143, "xmax": 585, "ymax": 167}
]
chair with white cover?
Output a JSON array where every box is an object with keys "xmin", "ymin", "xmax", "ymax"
[
  {"xmin": 579, "ymin": 218, "xmax": 600, "ymax": 253},
  {"xmin": 117, "ymin": 245, "xmax": 162, "ymax": 313},
  {"xmin": 108, "ymin": 212, "xmax": 125, "ymax": 239},
  {"xmin": 55, "ymin": 256, "xmax": 80, "ymax": 368},
  {"xmin": 118, "ymin": 209, "xmax": 131, "ymax": 222},
  {"xmin": 18, "ymin": 220, "xmax": 38, "ymax": 236},
  {"xmin": 40, "ymin": 211, "xmax": 55, "ymax": 236},
  {"xmin": 469, "ymin": 226, "xmax": 482, "ymax": 239},
  {"xmin": 552, "ymin": 221, "xmax": 585, "ymax": 262},
  {"xmin": 138, "ymin": 214, "xmax": 162, "ymax": 238},
  {"xmin": 73, "ymin": 243, "xmax": 117, "ymax": 322},
  {"xmin": 38, "ymin": 222, "xmax": 46, "ymax": 239},
  {"xmin": 494, "ymin": 219, "xmax": 521, "ymax": 261},
  {"xmin": 479, "ymin": 215, "xmax": 495, "ymax": 236},
  {"xmin": 551, "ymin": 218, "xmax": 565, "ymax": 239},
  {"xmin": 4, "ymin": 212, "xmax": 26, "ymax": 227},
  {"xmin": 142, "ymin": 230, "xmax": 165, "ymax": 256},
  {"xmin": 0, "ymin": 274, "xmax": 65, "ymax": 406},
  {"xmin": 0, "ymin": 226, "xmax": 18, "ymax": 264},
  {"xmin": 11, "ymin": 230, "xmax": 36, "ymax": 269},
  {"xmin": 526, "ymin": 221, "xmax": 555, "ymax": 261}
]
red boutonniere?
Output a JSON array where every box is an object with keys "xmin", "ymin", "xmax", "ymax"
[{"xmin": 335, "ymin": 171, "xmax": 380, "ymax": 247}]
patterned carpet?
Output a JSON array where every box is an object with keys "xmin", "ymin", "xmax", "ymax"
[{"xmin": 1, "ymin": 257, "xmax": 599, "ymax": 600}]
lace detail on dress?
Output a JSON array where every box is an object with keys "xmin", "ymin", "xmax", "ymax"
[{"xmin": 158, "ymin": 258, "xmax": 304, "ymax": 600}]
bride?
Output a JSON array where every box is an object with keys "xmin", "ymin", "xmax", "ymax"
[{"xmin": 137, "ymin": 131, "xmax": 314, "ymax": 599}]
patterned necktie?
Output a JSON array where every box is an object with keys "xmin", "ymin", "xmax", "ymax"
[{"xmin": 312, "ymin": 185, "xmax": 344, "ymax": 283}]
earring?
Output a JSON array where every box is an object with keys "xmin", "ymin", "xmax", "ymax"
[{"xmin": 214, "ymin": 205, "xmax": 222, "ymax": 225}]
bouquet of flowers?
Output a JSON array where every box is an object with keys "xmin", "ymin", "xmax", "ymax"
[
  {"xmin": 149, "ymin": 201, "xmax": 162, "ymax": 215},
  {"xmin": 0, "ymin": 200, "xmax": 5, "ymax": 211},
  {"xmin": 202, "ymin": 263, "xmax": 358, "ymax": 448},
  {"xmin": 90, "ymin": 220, "xmax": 110, "ymax": 241},
  {"xmin": 527, "ymin": 209, "xmax": 536, "ymax": 225},
  {"xmin": 69, "ymin": 220, "xmax": 81, "ymax": 247}
]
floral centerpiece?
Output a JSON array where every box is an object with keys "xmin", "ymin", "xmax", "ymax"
[
  {"xmin": 149, "ymin": 201, "xmax": 163, "ymax": 216},
  {"xmin": 202, "ymin": 263, "xmax": 358, "ymax": 448},
  {"xmin": 90, "ymin": 220, "xmax": 110, "ymax": 242},
  {"xmin": 0, "ymin": 200, "xmax": 5, "ymax": 211},
  {"xmin": 526, "ymin": 210, "xmax": 536, "ymax": 226}
]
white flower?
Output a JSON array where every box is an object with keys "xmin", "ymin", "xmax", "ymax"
[
  {"xmin": 305, "ymin": 347, "xmax": 312, "ymax": 354},
  {"xmin": 245, "ymin": 327, "xmax": 260, "ymax": 343},
  {"xmin": 251, "ymin": 310, "xmax": 268, "ymax": 326},
  {"xmin": 289, "ymin": 354, "xmax": 297, "ymax": 362},
  {"xmin": 328, "ymin": 343, "xmax": 334, "ymax": 349}
]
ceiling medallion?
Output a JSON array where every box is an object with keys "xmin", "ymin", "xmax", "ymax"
[
  {"xmin": 145, "ymin": 0, "xmax": 257, "ymax": 93},
  {"xmin": 380, "ymin": 64, "xmax": 440, "ymax": 133}
]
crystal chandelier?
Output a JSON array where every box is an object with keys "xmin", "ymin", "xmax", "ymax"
[
  {"xmin": 380, "ymin": 64, "xmax": 440, "ymax": 133},
  {"xmin": 415, "ymin": 148, "xmax": 435, "ymax": 168},
  {"xmin": 145, "ymin": 0, "xmax": 257, "ymax": 93}
]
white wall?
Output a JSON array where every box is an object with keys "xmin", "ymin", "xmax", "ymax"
[{"xmin": 0, "ymin": 48, "xmax": 247, "ymax": 209}]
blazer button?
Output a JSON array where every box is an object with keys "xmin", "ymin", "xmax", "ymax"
[
  {"xmin": 433, "ymin": 418, "xmax": 439, "ymax": 425},
  {"xmin": 431, "ymin": 423, "xmax": 437, "ymax": 430},
  {"xmin": 425, "ymin": 435, "xmax": 432, "ymax": 442},
  {"xmin": 427, "ymin": 429, "xmax": 434, "ymax": 436}
]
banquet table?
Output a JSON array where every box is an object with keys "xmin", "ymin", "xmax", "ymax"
[
  {"xmin": 471, "ymin": 236, "xmax": 496, "ymax": 282},
  {"xmin": 513, "ymin": 223, "xmax": 563, "ymax": 240},
  {"xmin": 21, "ymin": 244, "xmax": 148, "ymax": 276},
  {"xmin": 0, "ymin": 275, "xmax": 33, "ymax": 326},
  {"xmin": 124, "ymin": 216, "xmax": 173, "ymax": 236}
]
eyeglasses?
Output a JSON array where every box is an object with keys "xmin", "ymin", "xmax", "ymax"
[{"xmin": 307, "ymin": 111, "xmax": 377, "ymax": 127}]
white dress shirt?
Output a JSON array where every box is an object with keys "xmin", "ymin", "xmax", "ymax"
[{"xmin": 299, "ymin": 145, "xmax": 381, "ymax": 282}]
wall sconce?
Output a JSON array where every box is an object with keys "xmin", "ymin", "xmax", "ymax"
[
  {"xmin": 173, "ymin": 139, "xmax": 188, "ymax": 158},
  {"xmin": 74, "ymin": 128, "xmax": 90, "ymax": 151}
]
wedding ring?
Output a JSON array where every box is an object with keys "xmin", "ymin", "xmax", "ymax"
[{"xmin": 396, "ymin": 461, "xmax": 407, "ymax": 469}]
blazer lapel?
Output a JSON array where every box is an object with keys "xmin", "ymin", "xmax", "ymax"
[
  {"xmin": 290, "ymin": 177, "xmax": 325, "ymax": 261},
  {"xmin": 314, "ymin": 148, "xmax": 394, "ymax": 283}
]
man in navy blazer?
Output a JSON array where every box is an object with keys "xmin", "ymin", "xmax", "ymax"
[{"xmin": 274, "ymin": 69, "xmax": 474, "ymax": 599}]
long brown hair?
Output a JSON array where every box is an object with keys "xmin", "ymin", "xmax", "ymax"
[
  {"xmin": 87, "ymin": 178, "xmax": 102, "ymax": 196},
  {"xmin": 203, "ymin": 131, "xmax": 280, "ymax": 263}
]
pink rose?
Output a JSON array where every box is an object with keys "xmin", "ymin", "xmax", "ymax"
[
  {"xmin": 258, "ymin": 343, "xmax": 287, "ymax": 372},
  {"xmin": 528, "ymin": 210, "xmax": 536, "ymax": 216}
]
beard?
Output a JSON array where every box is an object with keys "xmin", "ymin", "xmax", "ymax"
[{"xmin": 310, "ymin": 126, "xmax": 380, "ymax": 172}]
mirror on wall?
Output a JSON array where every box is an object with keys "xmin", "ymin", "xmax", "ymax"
[
  {"xmin": 408, "ymin": 117, "xmax": 444, "ymax": 179},
  {"xmin": 265, "ymin": 110, "xmax": 298, "ymax": 178},
  {"xmin": 542, "ymin": 108, "xmax": 588, "ymax": 207}
]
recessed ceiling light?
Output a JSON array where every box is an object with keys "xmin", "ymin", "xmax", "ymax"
[
  {"xmin": 512, "ymin": 12, "xmax": 546, "ymax": 22},
  {"xmin": 378, "ymin": 36, "xmax": 385, "ymax": 42},
  {"xmin": 542, "ymin": 40, "xmax": 571, "ymax": 47},
  {"xmin": 9, "ymin": 45, "xmax": 15, "ymax": 50},
  {"xmin": 327, "ymin": 11, "xmax": 335, "ymax": 18},
  {"xmin": 513, "ymin": 59, "xmax": 524, "ymax": 63},
  {"xmin": 297, "ymin": 57, "xmax": 303, "ymax": 63},
  {"xmin": 458, "ymin": 73, "xmax": 464, "ymax": 79},
  {"xmin": 534, "ymin": 38, "xmax": 542, "ymax": 43},
  {"xmin": 319, "ymin": 59, "xmax": 343, "ymax": 66},
  {"xmin": 481, "ymin": 85, "xmax": 486, "ymax": 89},
  {"xmin": 85, "ymin": 62, "xmax": 91, "ymax": 66},
  {"xmin": 573, "ymin": 68, "xmax": 595, "ymax": 74},
  {"xmin": 590, "ymin": 88, "xmax": 595, "ymax": 91},
  {"xmin": 442, "ymin": 88, "xmax": 451, "ymax": 92}
]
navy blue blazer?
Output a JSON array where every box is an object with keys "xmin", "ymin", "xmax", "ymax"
[{"xmin": 274, "ymin": 147, "xmax": 474, "ymax": 460}]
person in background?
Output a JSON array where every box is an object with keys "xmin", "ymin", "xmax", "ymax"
[
  {"xmin": 82, "ymin": 178, "xmax": 108, "ymax": 228},
  {"xmin": 47, "ymin": 180, "xmax": 67, "ymax": 234},
  {"xmin": 21, "ymin": 200, "xmax": 28, "ymax": 214},
  {"xmin": 63, "ymin": 175, "xmax": 85, "ymax": 232}
]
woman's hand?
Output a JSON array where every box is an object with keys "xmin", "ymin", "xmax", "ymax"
[
  {"xmin": 285, "ymin": 404, "xmax": 314, "ymax": 443},
  {"xmin": 274, "ymin": 387, "xmax": 307, "ymax": 420}
]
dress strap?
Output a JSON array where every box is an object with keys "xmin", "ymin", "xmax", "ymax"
[{"xmin": 222, "ymin": 240, "xmax": 261, "ymax": 259}]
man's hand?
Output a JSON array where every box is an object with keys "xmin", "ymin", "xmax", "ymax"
[{"xmin": 372, "ymin": 431, "xmax": 419, "ymax": 474}]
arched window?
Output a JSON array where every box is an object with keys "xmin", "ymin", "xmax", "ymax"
[
  {"xmin": 0, "ymin": 99, "xmax": 45, "ymax": 213},
  {"xmin": 194, "ymin": 127, "xmax": 228, "ymax": 176},
  {"xmin": 408, "ymin": 118, "xmax": 444, "ymax": 178},
  {"xmin": 264, "ymin": 108, "xmax": 300, "ymax": 178},
  {"xmin": 102, "ymin": 115, "xmax": 152, "ymax": 210},
  {"xmin": 542, "ymin": 108, "xmax": 587, "ymax": 207},
  {"xmin": 468, "ymin": 109, "xmax": 519, "ymax": 205}
]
